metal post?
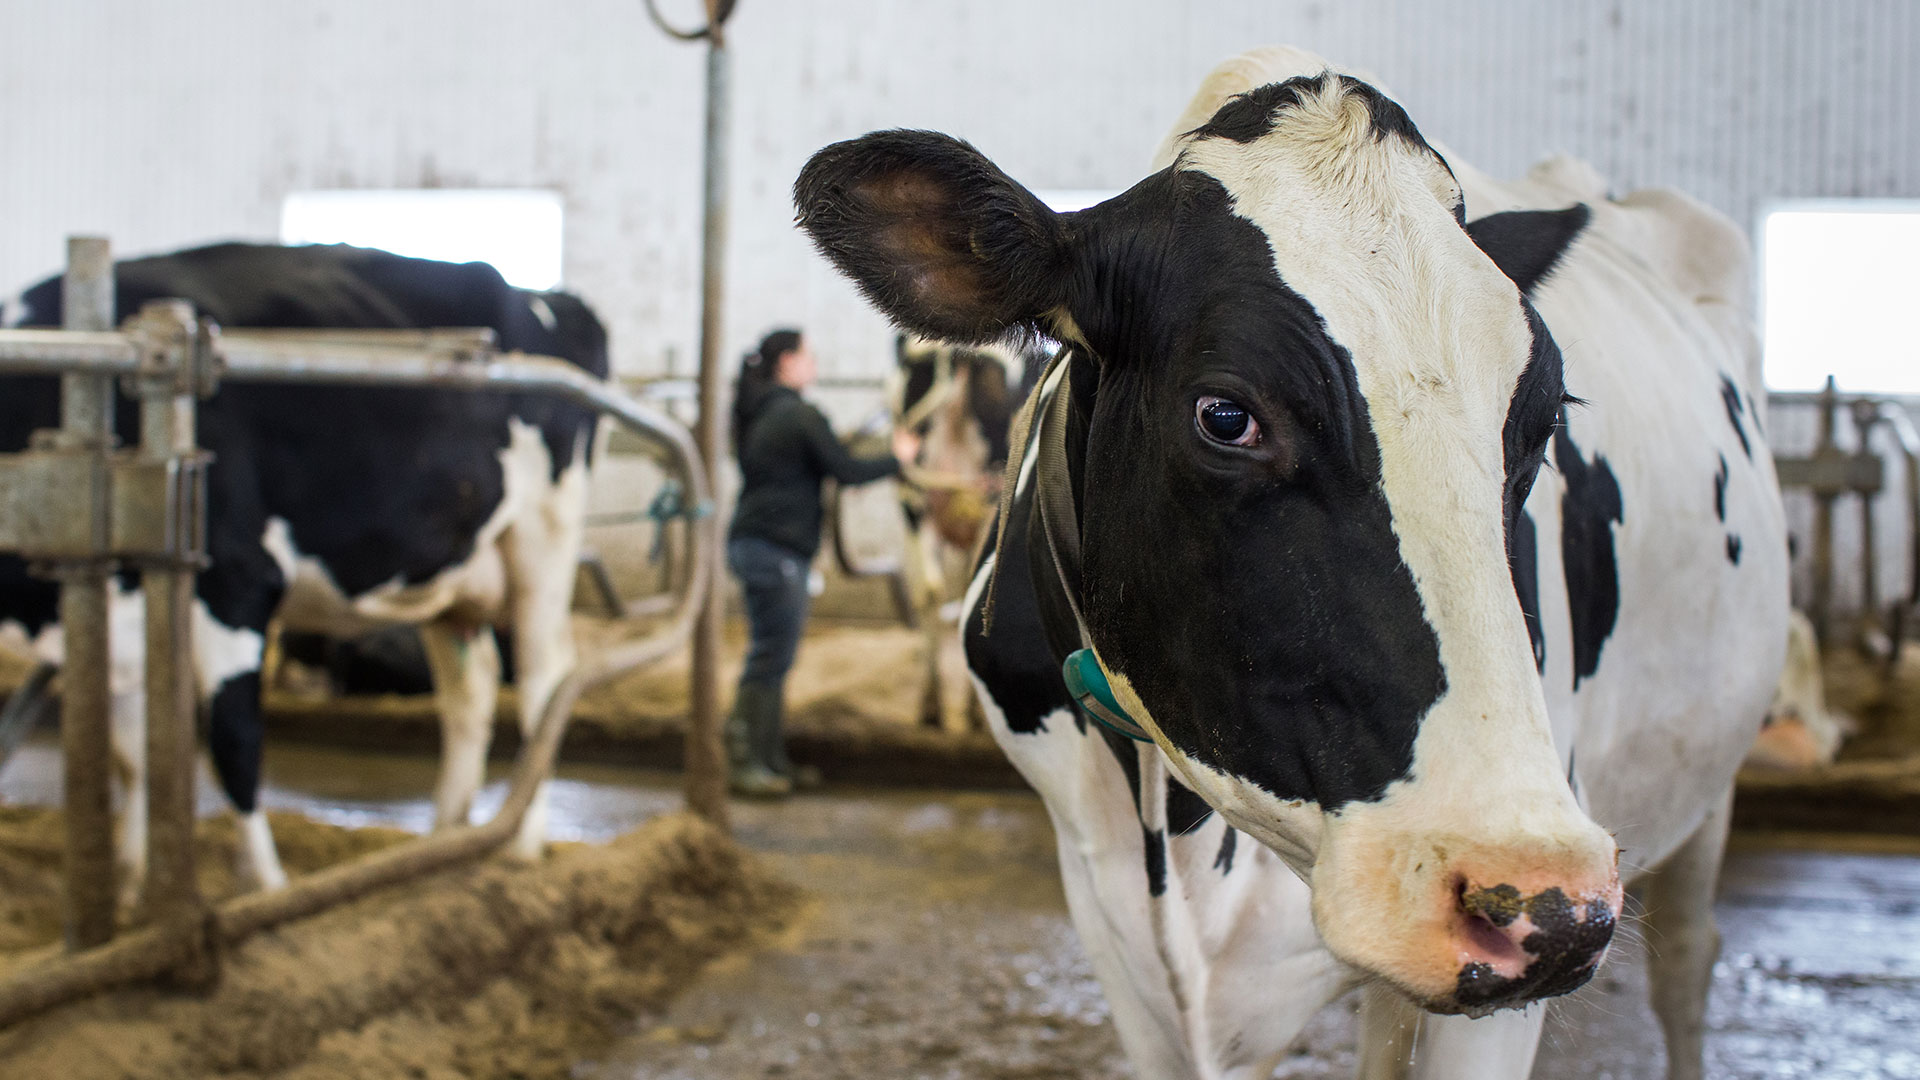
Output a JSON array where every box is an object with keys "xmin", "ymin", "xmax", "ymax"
[
  {"xmin": 1855, "ymin": 399, "xmax": 1883, "ymax": 647},
  {"xmin": 57, "ymin": 237, "xmax": 117, "ymax": 951},
  {"xmin": 1810, "ymin": 377, "xmax": 1838, "ymax": 645},
  {"xmin": 685, "ymin": 6, "xmax": 732, "ymax": 827},
  {"xmin": 133, "ymin": 302, "xmax": 205, "ymax": 946}
]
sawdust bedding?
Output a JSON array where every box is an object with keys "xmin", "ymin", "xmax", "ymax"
[{"xmin": 0, "ymin": 807, "xmax": 797, "ymax": 1080}]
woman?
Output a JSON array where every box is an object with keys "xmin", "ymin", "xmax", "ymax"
[{"xmin": 727, "ymin": 329, "xmax": 919, "ymax": 796}]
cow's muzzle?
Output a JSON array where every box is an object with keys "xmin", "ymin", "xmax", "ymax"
[{"xmin": 1433, "ymin": 875, "xmax": 1621, "ymax": 1015}]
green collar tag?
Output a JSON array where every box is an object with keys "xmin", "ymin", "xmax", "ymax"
[{"xmin": 1062, "ymin": 649, "xmax": 1152, "ymax": 743}]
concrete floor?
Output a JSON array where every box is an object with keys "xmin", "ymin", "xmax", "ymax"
[{"xmin": 2, "ymin": 739, "xmax": 1916, "ymax": 1079}]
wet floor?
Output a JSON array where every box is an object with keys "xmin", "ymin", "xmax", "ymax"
[{"xmin": 2, "ymin": 738, "xmax": 1917, "ymax": 1078}]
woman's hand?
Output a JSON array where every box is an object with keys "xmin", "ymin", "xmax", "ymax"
[{"xmin": 891, "ymin": 427, "xmax": 922, "ymax": 465}]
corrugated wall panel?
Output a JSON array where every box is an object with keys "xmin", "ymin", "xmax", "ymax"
[{"xmin": 2, "ymin": 0, "xmax": 1915, "ymax": 381}]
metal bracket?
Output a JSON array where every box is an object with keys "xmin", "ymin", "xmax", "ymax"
[
  {"xmin": 122, "ymin": 299, "xmax": 222, "ymax": 400},
  {"xmin": 0, "ymin": 445, "xmax": 209, "ymax": 566}
]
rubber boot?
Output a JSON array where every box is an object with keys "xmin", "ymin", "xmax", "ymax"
[
  {"xmin": 766, "ymin": 692, "xmax": 823, "ymax": 790},
  {"xmin": 726, "ymin": 682, "xmax": 791, "ymax": 798}
]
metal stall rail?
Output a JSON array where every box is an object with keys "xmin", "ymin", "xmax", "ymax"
[
  {"xmin": 1773, "ymin": 381, "xmax": 1920, "ymax": 672},
  {"xmin": 0, "ymin": 238, "xmax": 719, "ymax": 1026}
]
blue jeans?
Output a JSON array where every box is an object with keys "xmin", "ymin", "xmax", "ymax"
[{"xmin": 728, "ymin": 535, "xmax": 812, "ymax": 691}]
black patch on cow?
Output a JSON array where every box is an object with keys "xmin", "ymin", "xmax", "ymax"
[
  {"xmin": 799, "ymin": 128, "xmax": 1467, "ymax": 819},
  {"xmin": 0, "ymin": 558, "xmax": 57, "ymax": 640},
  {"xmin": 207, "ymin": 671, "xmax": 264, "ymax": 813},
  {"xmin": 1066, "ymin": 174, "xmax": 1448, "ymax": 812},
  {"xmin": 1555, "ymin": 428, "xmax": 1624, "ymax": 690},
  {"xmin": 1188, "ymin": 74, "xmax": 1434, "ymax": 158},
  {"xmin": 1213, "ymin": 825, "xmax": 1238, "ymax": 875},
  {"xmin": 1453, "ymin": 886, "xmax": 1616, "ymax": 1010},
  {"xmin": 1713, "ymin": 454, "xmax": 1729, "ymax": 522},
  {"xmin": 1142, "ymin": 827, "xmax": 1168, "ymax": 897},
  {"xmin": 1726, "ymin": 534, "xmax": 1743, "ymax": 565},
  {"xmin": 1510, "ymin": 510, "xmax": 1546, "ymax": 673},
  {"xmin": 1466, "ymin": 206, "xmax": 1591, "ymax": 297},
  {"xmin": 3, "ymin": 243, "xmax": 608, "ymax": 816},
  {"xmin": 1498, "ymin": 305, "xmax": 1567, "ymax": 562},
  {"xmin": 963, "ymin": 498, "xmax": 1077, "ymax": 737},
  {"xmin": 1166, "ymin": 774, "xmax": 1215, "ymax": 836},
  {"xmin": 1719, "ymin": 374, "xmax": 1752, "ymax": 459}
]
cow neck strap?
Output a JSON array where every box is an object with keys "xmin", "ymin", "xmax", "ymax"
[{"xmin": 1029, "ymin": 356, "xmax": 1154, "ymax": 744}]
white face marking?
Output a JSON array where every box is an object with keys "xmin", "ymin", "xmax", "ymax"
[{"xmin": 1176, "ymin": 81, "xmax": 1582, "ymax": 834}]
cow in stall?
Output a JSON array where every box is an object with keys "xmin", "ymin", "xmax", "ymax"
[
  {"xmin": 796, "ymin": 47, "xmax": 1787, "ymax": 1080},
  {"xmin": 847, "ymin": 334, "xmax": 1036, "ymax": 728},
  {"xmin": 0, "ymin": 242, "xmax": 602, "ymax": 894}
]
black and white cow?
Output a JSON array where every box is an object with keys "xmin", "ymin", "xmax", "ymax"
[
  {"xmin": 796, "ymin": 47, "xmax": 1786, "ymax": 1080},
  {"xmin": 0, "ymin": 242, "xmax": 604, "ymax": 893},
  {"xmin": 886, "ymin": 335, "xmax": 1032, "ymax": 727}
]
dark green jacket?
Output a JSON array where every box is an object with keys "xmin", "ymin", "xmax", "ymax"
[{"xmin": 729, "ymin": 387, "xmax": 900, "ymax": 558}]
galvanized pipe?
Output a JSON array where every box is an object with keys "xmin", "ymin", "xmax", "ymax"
[
  {"xmin": 1810, "ymin": 378, "xmax": 1839, "ymax": 643},
  {"xmin": 685, "ymin": 3, "xmax": 733, "ymax": 827},
  {"xmin": 0, "ymin": 498, "xmax": 707, "ymax": 1028},
  {"xmin": 0, "ymin": 296, "xmax": 717, "ymax": 1021},
  {"xmin": 212, "ymin": 344, "xmax": 705, "ymax": 498},
  {"xmin": 55, "ymin": 237, "xmax": 118, "ymax": 952},
  {"xmin": 133, "ymin": 303, "xmax": 205, "ymax": 941},
  {"xmin": 0, "ymin": 330, "xmax": 140, "ymax": 373}
]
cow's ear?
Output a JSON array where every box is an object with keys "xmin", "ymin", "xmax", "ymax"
[
  {"xmin": 795, "ymin": 130, "xmax": 1071, "ymax": 344},
  {"xmin": 1466, "ymin": 205, "xmax": 1591, "ymax": 296}
]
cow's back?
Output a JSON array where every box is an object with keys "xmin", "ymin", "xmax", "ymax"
[
  {"xmin": 1465, "ymin": 167, "xmax": 1790, "ymax": 873},
  {"xmin": 3, "ymin": 244, "xmax": 605, "ymax": 617}
]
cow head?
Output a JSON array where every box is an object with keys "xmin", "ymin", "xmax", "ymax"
[
  {"xmin": 796, "ymin": 72, "xmax": 1620, "ymax": 1015},
  {"xmin": 894, "ymin": 335, "xmax": 1022, "ymax": 549}
]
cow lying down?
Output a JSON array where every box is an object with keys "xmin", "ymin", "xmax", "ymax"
[
  {"xmin": 0, "ymin": 243, "xmax": 604, "ymax": 896},
  {"xmin": 796, "ymin": 46, "xmax": 1787, "ymax": 1080}
]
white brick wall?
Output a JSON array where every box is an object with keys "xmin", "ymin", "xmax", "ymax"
[{"xmin": 3, "ymin": 1, "xmax": 1916, "ymax": 387}]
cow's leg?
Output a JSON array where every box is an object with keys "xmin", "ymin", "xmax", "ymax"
[
  {"xmin": 195, "ymin": 591, "xmax": 285, "ymax": 891},
  {"xmin": 913, "ymin": 518, "xmax": 944, "ymax": 722},
  {"xmin": 419, "ymin": 619, "xmax": 501, "ymax": 828},
  {"xmin": 918, "ymin": 609, "xmax": 945, "ymax": 729},
  {"xmin": 1644, "ymin": 787, "xmax": 1732, "ymax": 1080},
  {"xmin": 1355, "ymin": 983, "xmax": 1418, "ymax": 1080},
  {"xmin": 107, "ymin": 584, "xmax": 148, "ymax": 908},
  {"xmin": 1390, "ymin": 1008, "xmax": 1545, "ymax": 1080},
  {"xmin": 502, "ymin": 460, "xmax": 587, "ymax": 861}
]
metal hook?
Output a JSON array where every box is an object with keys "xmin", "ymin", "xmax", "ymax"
[{"xmin": 642, "ymin": 0, "xmax": 737, "ymax": 42}]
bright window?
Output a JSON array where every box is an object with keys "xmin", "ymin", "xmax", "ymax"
[
  {"xmin": 1762, "ymin": 203, "xmax": 1920, "ymax": 393},
  {"xmin": 280, "ymin": 189, "xmax": 564, "ymax": 291},
  {"xmin": 1035, "ymin": 189, "xmax": 1121, "ymax": 213}
]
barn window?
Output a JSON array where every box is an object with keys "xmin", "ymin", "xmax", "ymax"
[
  {"xmin": 279, "ymin": 189, "xmax": 565, "ymax": 291},
  {"xmin": 1762, "ymin": 202, "xmax": 1920, "ymax": 393},
  {"xmin": 1035, "ymin": 189, "xmax": 1122, "ymax": 213}
]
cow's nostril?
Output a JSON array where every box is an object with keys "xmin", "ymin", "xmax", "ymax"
[
  {"xmin": 1458, "ymin": 881, "xmax": 1526, "ymax": 927},
  {"xmin": 1447, "ymin": 882, "xmax": 1619, "ymax": 1011},
  {"xmin": 1461, "ymin": 911, "xmax": 1523, "ymax": 966}
]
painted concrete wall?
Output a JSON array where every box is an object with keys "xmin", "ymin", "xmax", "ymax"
[
  {"xmin": 4, "ymin": 1, "xmax": 1916, "ymax": 384},
  {"xmin": 4, "ymin": 1, "xmax": 1916, "ymax": 619}
]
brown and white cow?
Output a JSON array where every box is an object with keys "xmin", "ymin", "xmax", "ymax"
[{"xmin": 797, "ymin": 46, "xmax": 1786, "ymax": 1080}]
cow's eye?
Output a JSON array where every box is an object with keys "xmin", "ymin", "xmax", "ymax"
[{"xmin": 1196, "ymin": 396, "xmax": 1259, "ymax": 446}]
